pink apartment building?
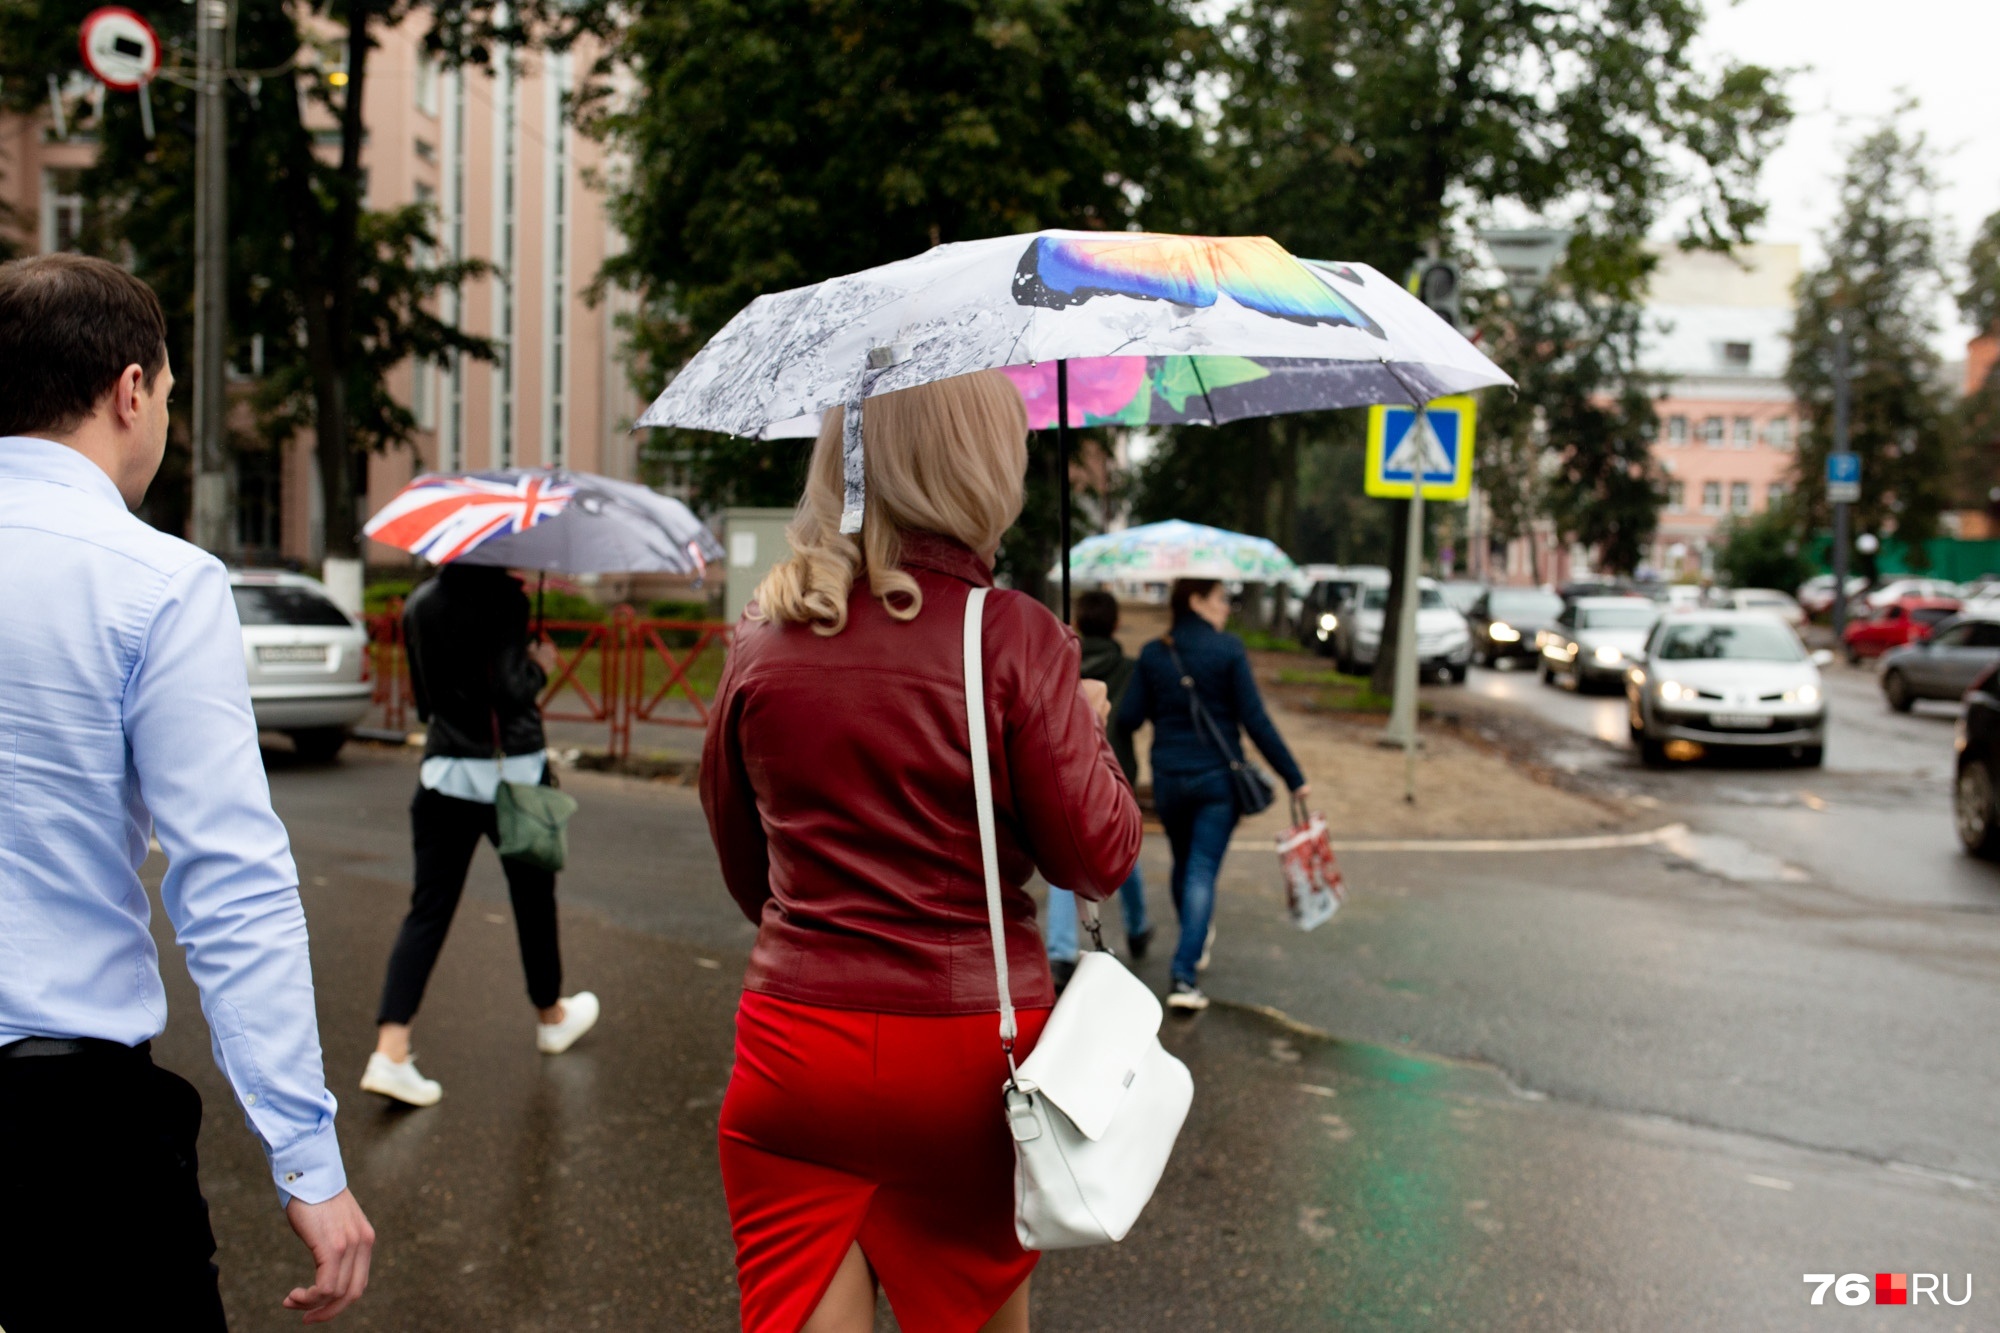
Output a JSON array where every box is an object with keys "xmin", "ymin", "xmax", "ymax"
[{"xmin": 0, "ymin": 16, "xmax": 646, "ymax": 566}]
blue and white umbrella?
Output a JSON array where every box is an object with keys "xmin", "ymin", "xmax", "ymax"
[{"xmin": 1063, "ymin": 520, "xmax": 1299, "ymax": 584}]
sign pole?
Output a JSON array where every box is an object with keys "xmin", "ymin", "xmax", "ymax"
[
  {"xmin": 1829, "ymin": 320, "xmax": 1854, "ymax": 645},
  {"xmin": 1383, "ymin": 410, "xmax": 1430, "ymax": 799},
  {"xmin": 190, "ymin": 0, "xmax": 231, "ymax": 555}
]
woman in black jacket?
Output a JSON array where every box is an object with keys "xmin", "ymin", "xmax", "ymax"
[{"xmin": 1116, "ymin": 578, "xmax": 1308, "ymax": 1010}]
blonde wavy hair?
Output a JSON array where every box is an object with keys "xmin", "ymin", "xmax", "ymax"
[{"xmin": 752, "ymin": 369, "xmax": 1029, "ymax": 635}]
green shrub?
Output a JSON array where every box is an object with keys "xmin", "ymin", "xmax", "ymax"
[
  {"xmin": 645, "ymin": 599, "xmax": 712, "ymax": 621},
  {"xmin": 363, "ymin": 578, "xmax": 415, "ymax": 613}
]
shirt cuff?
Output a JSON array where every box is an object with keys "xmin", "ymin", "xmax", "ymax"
[{"xmin": 269, "ymin": 1121, "xmax": 348, "ymax": 1208}]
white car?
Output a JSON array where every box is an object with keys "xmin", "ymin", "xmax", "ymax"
[
  {"xmin": 1711, "ymin": 587, "xmax": 1807, "ymax": 630},
  {"xmin": 1866, "ymin": 578, "xmax": 1961, "ymax": 609},
  {"xmin": 1626, "ymin": 610, "xmax": 1832, "ymax": 767},
  {"xmin": 1332, "ymin": 577, "xmax": 1472, "ymax": 683},
  {"xmin": 232, "ymin": 570, "xmax": 373, "ymax": 761}
]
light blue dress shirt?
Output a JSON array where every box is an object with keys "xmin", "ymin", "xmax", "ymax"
[{"xmin": 0, "ymin": 437, "xmax": 347, "ymax": 1206}]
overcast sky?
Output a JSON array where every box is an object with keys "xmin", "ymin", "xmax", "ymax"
[{"xmin": 1695, "ymin": 0, "xmax": 2000, "ymax": 353}]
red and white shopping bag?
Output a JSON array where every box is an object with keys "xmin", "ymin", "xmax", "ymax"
[{"xmin": 1276, "ymin": 799, "xmax": 1345, "ymax": 931}]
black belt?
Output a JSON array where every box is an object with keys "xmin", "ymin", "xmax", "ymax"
[{"xmin": 0, "ymin": 1037, "xmax": 151, "ymax": 1060}]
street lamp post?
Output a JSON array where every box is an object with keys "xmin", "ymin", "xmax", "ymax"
[{"xmin": 189, "ymin": 0, "xmax": 231, "ymax": 556}]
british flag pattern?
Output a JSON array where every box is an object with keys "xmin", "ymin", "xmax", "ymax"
[{"xmin": 364, "ymin": 472, "xmax": 576, "ymax": 563}]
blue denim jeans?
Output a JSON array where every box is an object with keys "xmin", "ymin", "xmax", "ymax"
[
  {"xmin": 1153, "ymin": 767, "xmax": 1241, "ymax": 986},
  {"xmin": 1044, "ymin": 867, "xmax": 1151, "ymax": 963}
]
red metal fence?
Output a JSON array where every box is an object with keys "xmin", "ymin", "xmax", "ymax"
[{"xmin": 365, "ymin": 601, "xmax": 733, "ymax": 761}]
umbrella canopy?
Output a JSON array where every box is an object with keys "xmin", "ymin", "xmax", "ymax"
[
  {"xmin": 363, "ymin": 468, "xmax": 725, "ymax": 576},
  {"xmin": 1063, "ymin": 520, "xmax": 1299, "ymax": 584},
  {"xmin": 636, "ymin": 231, "xmax": 1511, "ymax": 435}
]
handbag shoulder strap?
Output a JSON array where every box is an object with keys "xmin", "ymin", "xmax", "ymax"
[
  {"xmin": 963, "ymin": 587, "xmax": 1017, "ymax": 1054},
  {"xmin": 1162, "ymin": 636, "xmax": 1239, "ymax": 767}
]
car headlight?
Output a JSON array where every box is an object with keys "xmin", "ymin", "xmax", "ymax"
[
  {"xmin": 1784, "ymin": 684, "xmax": 1821, "ymax": 706},
  {"xmin": 1593, "ymin": 644, "xmax": 1624, "ymax": 666},
  {"xmin": 1489, "ymin": 622, "xmax": 1520, "ymax": 643},
  {"xmin": 1658, "ymin": 679, "xmax": 1691, "ymax": 703},
  {"xmin": 1319, "ymin": 612, "xmax": 1338, "ymax": 631}
]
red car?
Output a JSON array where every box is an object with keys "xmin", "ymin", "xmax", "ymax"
[{"xmin": 1842, "ymin": 596, "xmax": 1962, "ymax": 662}]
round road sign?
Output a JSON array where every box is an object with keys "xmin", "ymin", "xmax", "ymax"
[{"xmin": 80, "ymin": 7, "xmax": 162, "ymax": 92}]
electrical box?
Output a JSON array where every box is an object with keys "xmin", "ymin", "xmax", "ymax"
[{"xmin": 723, "ymin": 508, "xmax": 796, "ymax": 626}]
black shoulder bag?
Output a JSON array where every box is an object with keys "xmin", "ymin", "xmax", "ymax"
[{"xmin": 1161, "ymin": 636, "xmax": 1276, "ymax": 816}]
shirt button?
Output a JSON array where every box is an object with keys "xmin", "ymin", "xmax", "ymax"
[{"xmin": 285, "ymin": 1172, "xmax": 299, "ymax": 1183}]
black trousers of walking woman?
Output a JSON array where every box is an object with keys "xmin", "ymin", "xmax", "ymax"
[{"xmin": 377, "ymin": 783, "xmax": 562, "ymax": 1025}]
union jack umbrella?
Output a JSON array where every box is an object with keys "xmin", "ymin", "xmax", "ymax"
[{"xmin": 363, "ymin": 468, "xmax": 724, "ymax": 576}]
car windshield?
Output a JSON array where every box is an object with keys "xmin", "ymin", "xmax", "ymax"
[
  {"xmin": 1656, "ymin": 621, "xmax": 1803, "ymax": 662},
  {"xmin": 1490, "ymin": 591, "xmax": 1562, "ymax": 620},
  {"xmin": 1913, "ymin": 606, "xmax": 1957, "ymax": 625},
  {"xmin": 1576, "ymin": 606, "xmax": 1655, "ymax": 629},
  {"xmin": 1362, "ymin": 587, "xmax": 1444, "ymax": 610},
  {"xmin": 232, "ymin": 585, "xmax": 353, "ymax": 628}
]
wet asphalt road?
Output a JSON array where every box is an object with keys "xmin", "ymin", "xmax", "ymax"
[{"xmin": 134, "ymin": 725, "xmax": 2000, "ymax": 1332}]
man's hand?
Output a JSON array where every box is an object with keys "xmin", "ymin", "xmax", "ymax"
[
  {"xmin": 1078, "ymin": 679, "xmax": 1111, "ymax": 727},
  {"xmin": 282, "ymin": 1189, "xmax": 375, "ymax": 1324},
  {"xmin": 528, "ymin": 637, "xmax": 559, "ymax": 674}
]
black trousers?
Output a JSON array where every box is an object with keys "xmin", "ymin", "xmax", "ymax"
[
  {"xmin": 376, "ymin": 783, "xmax": 563, "ymax": 1026},
  {"xmin": 0, "ymin": 1045, "xmax": 228, "ymax": 1332}
]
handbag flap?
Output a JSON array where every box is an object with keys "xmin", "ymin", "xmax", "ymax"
[{"xmin": 1016, "ymin": 952, "xmax": 1164, "ymax": 1141}]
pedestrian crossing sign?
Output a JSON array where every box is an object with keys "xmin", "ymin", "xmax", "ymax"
[{"xmin": 1365, "ymin": 396, "xmax": 1477, "ymax": 501}]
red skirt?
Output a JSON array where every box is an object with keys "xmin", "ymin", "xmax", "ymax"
[{"xmin": 719, "ymin": 991, "xmax": 1050, "ymax": 1333}]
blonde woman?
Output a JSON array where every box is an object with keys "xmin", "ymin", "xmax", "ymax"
[{"xmin": 701, "ymin": 370, "xmax": 1142, "ymax": 1333}]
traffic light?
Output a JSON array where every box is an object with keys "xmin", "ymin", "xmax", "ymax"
[{"xmin": 1408, "ymin": 259, "xmax": 1461, "ymax": 329}]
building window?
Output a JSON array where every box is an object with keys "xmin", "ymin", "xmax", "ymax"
[
  {"xmin": 1666, "ymin": 414, "xmax": 1688, "ymax": 445},
  {"xmin": 1666, "ymin": 480, "xmax": 1685, "ymax": 512},
  {"xmin": 1766, "ymin": 417, "xmax": 1792, "ymax": 448},
  {"xmin": 1732, "ymin": 416, "xmax": 1754, "ymax": 448},
  {"xmin": 1702, "ymin": 416, "xmax": 1725, "ymax": 448},
  {"xmin": 40, "ymin": 168, "xmax": 85, "ymax": 251},
  {"xmin": 414, "ymin": 137, "xmax": 436, "ymax": 164},
  {"xmin": 416, "ymin": 53, "xmax": 441, "ymax": 117},
  {"xmin": 1729, "ymin": 482, "xmax": 1750, "ymax": 514},
  {"xmin": 1721, "ymin": 341, "xmax": 1753, "ymax": 370},
  {"xmin": 1766, "ymin": 482, "xmax": 1787, "ymax": 509},
  {"xmin": 1701, "ymin": 481, "xmax": 1722, "ymax": 514}
]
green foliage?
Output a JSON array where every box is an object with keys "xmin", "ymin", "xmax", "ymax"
[
  {"xmin": 1786, "ymin": 113, "xmax": 1955, "ymax": 566},
  {"xmin": 644, "ymin": 599, "xmax": 713, "ymax": 622},
  {"xmin": 363, "ymin": 578, "xmax": 417, "ymax": 613},
  {"xmin": 1232, "ymin": 625, "xmax": 1302, "ymax": 653},
  {"xmin": 1962, "ymin": 208, "xmax": 2000, "ymax": 339},
  {"xmin": 1715, "ymin": 507, "xmax": 1811, "ymax": 593}
]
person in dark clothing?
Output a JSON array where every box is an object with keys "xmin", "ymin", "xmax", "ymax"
[
  {"xmin": 1045, "ymin": 591, "xmax": 1153, "ymax": 985},
  {"xmin": 1116, "ymin": 578, "xmax": 1309, "ymax": 1010},
  {"xmin": 360, "ymin": 564, "xmax": 599, "ymax": 1107}
]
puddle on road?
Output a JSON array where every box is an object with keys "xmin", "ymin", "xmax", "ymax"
[{"xmin": 1655, "ymin": 827, "xmax": 1808, "ymax": 883}]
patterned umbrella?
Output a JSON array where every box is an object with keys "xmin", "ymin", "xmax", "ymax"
[
  {"xmin": 363, "ymin": 468, "xmax": 724, "ymax": 576},
  {"xmin": 1064, "ymin": 521, "xmax": 1299, "ymax": 584}
]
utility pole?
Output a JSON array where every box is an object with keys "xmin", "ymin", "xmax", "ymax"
[
  {"xmin": 1382, "ymin": 409, "xmax": 1434, "ymax": 803},
  {"xmin": 1830, "ymin": 318, "xmax": 1853, "ymax": 645},
  {"xmin": 189, "ymin": 0, "xmax": 232, "ymax": 555}
]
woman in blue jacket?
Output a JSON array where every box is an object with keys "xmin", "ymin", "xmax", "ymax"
[{"xmin": 1117, "ymin": 578, "xmax": 1308, "ymax": 1010}]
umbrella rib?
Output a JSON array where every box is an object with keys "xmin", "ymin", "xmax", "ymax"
[{"xmin": 1187, "ymin": 356, "xmax": 1220, "ymax": 425}]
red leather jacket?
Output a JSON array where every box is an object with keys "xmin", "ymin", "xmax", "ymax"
[{"xmin": 701, "ymin": 531, "xmax": 1143, "ymax": 1015}]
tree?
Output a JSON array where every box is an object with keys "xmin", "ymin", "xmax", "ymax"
[
  {"xmin": 1957, "ymin": 207, "xmax": 2000, "ymax": 514},
  {"xmin": 1715, "ymin": 505, "xmax": 1811, "ymax": 593},
  {"xmin": 1146, "ymin": 0, "xmax": 1787, "ymax": 689},
  {"xmin": 586, "ymin": 0, "xmax": 1208, "ymax": 591},
  {"xmin": 0, "ymin": 1, "xmax": 603, "ymax": 556},
  {"xmin": 1786, "ymin": 114, "xmax": 1956, "ymax": 569}
]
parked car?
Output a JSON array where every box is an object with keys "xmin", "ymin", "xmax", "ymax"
[
  {"xmin": 1864, "ymin": 577, "xmax": 1962, "ymax": 609},
  {"xmin": 1297, "ymin": 565, "xmax": 1390, "ymax": 655},
  {"xmin": 1877, "ymin": 616, "xmax": 2000, "ymax": 712},
  {"xmin": 1468, "ymin": 587, "xmax": 1564, "ymax": 667},
  {"xmin": 1436, "ymin": 579, "xmax": 1487, "ymax": 615},
  {"xmin": 1954, "ymin": 665, "xmax": 2000, "ymax": 857},
  {"xmin": 1796, "ymin": 574, "xmax": 1868, "ymax": 617},
  {"xmin": 1627, "ymin": 611, "xmax": 1831, "ymax": 767},
  {"xmin": 1711, "ymin": 587, "xmax": 1808, "ymax": 630},
  {"xmin": 1331, "ymin": 577, "xmax": 1472, "ymax": 682},
  {"xmin": 1536, "ymin": 595, "xmax": 1658, "ymax": 691},
  {"xmin": 1841, "ymin": 596, "xmax": 1961, "ymax": 663},
  {"xmin": 232, "ymin": 570, "xmax": 372, "ymax": 761}
]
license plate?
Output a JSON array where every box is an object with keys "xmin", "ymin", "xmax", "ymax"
[
  {"xmin": 257, "ymin": 645, "xmax": 328, "ymax": 664},
  {"xmin": 1709, "ymin": 712, "xmax": 1772, "ymax": 729}
]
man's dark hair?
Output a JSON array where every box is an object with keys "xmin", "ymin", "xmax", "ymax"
[
  {"xmin": 1169, "ymin": 578, "xmax": 1223, "ymax": 621},
  {"xmin": 1074, "ymin": 589, "xmax": 1121, "ymax": 638},
  {"xmin": 0, "ymin": 253, "xmax": 168, "ymax": 438}
]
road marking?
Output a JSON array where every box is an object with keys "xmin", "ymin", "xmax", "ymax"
[
  {"xmin": 1746, "ymin": 1174, "xmax": 1794, "ymax": 1191},
  {"xmin": 1230, "ymin": 822, "xmax": 1689, "ymax": 854}
]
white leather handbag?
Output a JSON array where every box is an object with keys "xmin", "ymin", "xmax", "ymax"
[{"xmin": 962, "ymin": 586, "xmax": 1194, "ymax": 1251}]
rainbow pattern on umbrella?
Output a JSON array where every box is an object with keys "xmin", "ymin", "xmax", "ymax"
[
  {"xmin": 363, "ymin": 472, "xmax": 575, "ymax": 563},
  {"xmin": 1012, "ymin": 234, "xmax": 1385, "ymax": 337}
]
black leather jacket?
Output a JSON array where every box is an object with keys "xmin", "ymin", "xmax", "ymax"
[{"xmin": 404, "ymin": 566, "xmax": 548, "ymax": 759}]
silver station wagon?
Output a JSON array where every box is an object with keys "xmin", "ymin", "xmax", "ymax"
[{"xmin": 232, "ymin": 570, "xmax": 372, "ymax": 761}]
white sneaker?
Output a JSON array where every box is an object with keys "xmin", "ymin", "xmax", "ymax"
[
  {"xmin": 537, "ymin": 991, "xmax": 600, "ymax": 1054},
  {"xmin": 1197, "ymin": 923, "xmax": 1216, "ymax": 972},
  {"xmin": 360, "ymin": 1051, "xmax": 442, "ymax": 1107},
  {"xmin": 1167, "ymin": 981, "xmax": 1210, "ymax": 1012}
]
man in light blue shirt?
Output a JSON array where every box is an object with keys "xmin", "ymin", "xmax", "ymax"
[{"xmin": 0, "ymin": 254, "xmax": 374, "ymax": 1328}]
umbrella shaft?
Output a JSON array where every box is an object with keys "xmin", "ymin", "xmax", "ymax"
[{"xmin": 1058, "ymin": 360, "xmax": 1071, "ymax": 625}]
